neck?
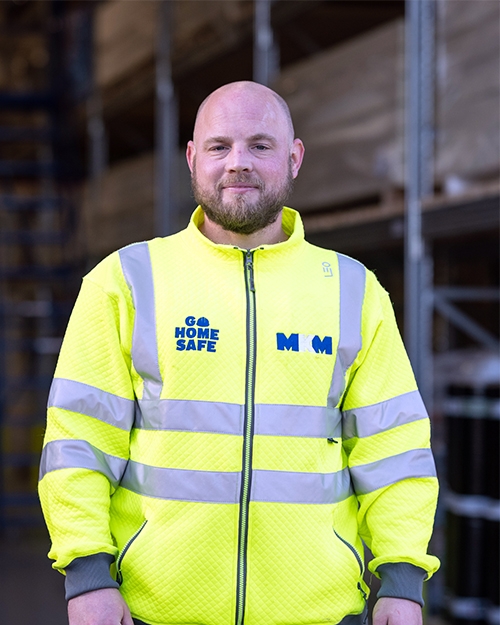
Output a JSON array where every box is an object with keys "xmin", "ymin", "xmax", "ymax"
[{"xmin": 199, "ymin": 211, "xmax": 288, "ymax": 248}]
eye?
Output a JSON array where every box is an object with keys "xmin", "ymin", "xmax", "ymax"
[
  {"xmin": 210, "ymin": 145, "xmax": 227, "ymax": 152},
  {"xmin": 253, "ymin": 144, "xmax": 269, "ymax": 151}
]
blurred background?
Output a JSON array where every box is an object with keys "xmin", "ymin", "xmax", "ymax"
[{"xmin": 0, "ymin": 0, "xmax": 498, "ymax": 623}]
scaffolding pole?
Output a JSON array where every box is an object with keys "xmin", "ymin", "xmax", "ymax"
[
  {"xmin": 156, "ymin": 0, "xmax": 178, "ymax": 237},
  {"xmin": 405, "ymin": 0, "xmax": 436, "ymax": 410},
  {"xmin": 253, "ymin": 0, "xmax": 278, "ymax": 86}
]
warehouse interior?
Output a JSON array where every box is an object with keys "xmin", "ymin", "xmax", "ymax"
[{"xmin": 0, "ymin": 1, "xmax": 498, "ymax": 623}]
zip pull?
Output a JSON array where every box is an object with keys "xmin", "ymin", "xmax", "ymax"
[
  {"xmin": 245, "ymin": 252, "xmax": 255, "ymax": 292},
  {"xmin": 327, "ymin": 437, "xmax": 338, "ymax": 444}
]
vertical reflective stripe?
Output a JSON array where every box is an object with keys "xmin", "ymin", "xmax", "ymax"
[
  {"xmin": 119, "ymin": 243, "xmax": 162, "ymax": 401},
  {"xmin": 328, "ymin": 254, "xmax": 366, "ymax": 408}
]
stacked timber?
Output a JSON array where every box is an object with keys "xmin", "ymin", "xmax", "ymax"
[
  {"xmin": 274, "ymin": 19, "xmax": 405, "ymax": 213},
  {"xmin": 436, "ymin": 0, "xmax": 500, "ymax": 188},
  {"xmin": 83, "ymin": 153, "xmax": 155, "ymax": 260},
  {"xmin": 82, "ymin": 151, "xmax": 193, "ymax": 260},
  {"xmin": 94, "ymin": 0, "xmax": 253, "ymax": 93}
]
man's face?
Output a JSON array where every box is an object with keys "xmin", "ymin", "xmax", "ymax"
[{"xmin": 186, "ymin": 87, "xmax": 304, "ymax": 235}]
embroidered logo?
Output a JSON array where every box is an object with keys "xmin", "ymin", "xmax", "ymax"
[
  {"xmin": 276, "ymin": 332, "xmax": 333, "ymax": 355},
  {"xmin": 322, "ymin": 261, "xmax": 333, "ymax": 277},
  {"xmin": 175, "ymin": 316, "xmax": 220, "ymax": 352}
]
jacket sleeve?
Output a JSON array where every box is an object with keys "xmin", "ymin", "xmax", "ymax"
[
  {"xmin": 340, "ymin": 270, "xmax": 440, "ymax": 602},
  {"xmin": 38, "ymin": 253, "xmax": 136, "ymax": 596}
]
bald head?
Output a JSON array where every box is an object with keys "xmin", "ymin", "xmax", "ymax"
[{"xmin": 193, "ymin": 81, "xmax": 295, "ymax": 145}]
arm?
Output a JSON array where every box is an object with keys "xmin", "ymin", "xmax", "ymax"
[
  {"xmin": 341, "ymin": 270, "xmax": 440, "ymax": 605},
  {"xmin": 39, "ymin": 254, "xmax": 136, "ymax": 608}
]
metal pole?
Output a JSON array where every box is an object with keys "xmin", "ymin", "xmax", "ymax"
[
  {"xmin": 253, "ymin": 0, "xmax": 278, "ymax": 86},
  {"xmin": 405, "ymin": 0, "xmax": 436, "ymax": 409},
  {"xmin": 156, "ymin": 0, "xmax": 178, "ymax": 237}
]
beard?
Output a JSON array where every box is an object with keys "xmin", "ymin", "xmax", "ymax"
[{"xmin": 191, "ymin": 162, "xmax": 294, "ymax": 235}]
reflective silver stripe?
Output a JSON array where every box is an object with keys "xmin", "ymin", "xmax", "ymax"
[
  {"xmin": 343, "ymin": 390, "xmax": 428, "ymax": 439},
  {"xmin": 255, "ymin": 404, "xmax": 342, "ymax": 439},
  {"xmin": 119, "ymin": 243, "xmax": 162, "ymax": 401},
  {"xmin": 350, "ymin": 448, "xmax": 437, "ymax": 495},
  {"xmin": 251, "ymin": 468, "xmax": 353, "ymax": 504},
  {"xmin": 135, "ymin": 400, "xmax": 342, "ymax": 439},
  {"xmin": 48, "ymin": 378, "xmax": 135, "ymax": 431},
  {"xmin": 39, "ymin": 439, "xmax": 127, "ymax": 486},
  {"xmin": 328, "ymin": 254, "xmax": 366, "ymax": 408},
  {"xmin": 120, "ymin": 461, "xmax": 241, "ymax": 504},
  {"xmin": 136, "ymin": 398, "xmax": 243, "ymax": 435}
]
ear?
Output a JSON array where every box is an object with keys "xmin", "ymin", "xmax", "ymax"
[
  {"xmin": 290, "ymin": 138, "xmax": 305, "ymax": 179},
  {"xmin": 186, "ymin": 141, "xmax": 195, "ymax": 173}
]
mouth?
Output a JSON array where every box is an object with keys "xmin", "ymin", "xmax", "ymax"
[
  {"xmin": 220, "ymin": 176, "xmax": 262, "ymax": 190},
  {"xmin": 223, "ymin": 184, "xmax": 258, "ymax": 191}
]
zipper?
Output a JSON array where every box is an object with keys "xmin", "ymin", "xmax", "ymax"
[
  {"xmin": 116, "ymin": 520, "xmax": 148, "ymax": 584},
  {"xmin": 333, "ymin": 529, "xmax": 364, "ymax": 576},
  {"xmin": 235, "ymin": 250, "xmax": 257, "ymax": 625}
]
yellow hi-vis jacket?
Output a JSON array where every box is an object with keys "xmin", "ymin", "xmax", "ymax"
[{"xmin": 39, "ymin": 207, "xmax": 439, "ymax": 625}]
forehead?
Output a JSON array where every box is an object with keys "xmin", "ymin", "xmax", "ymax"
[{"xmin": 195, "ymin": 91, "xmax": 289, "ymax": 142}]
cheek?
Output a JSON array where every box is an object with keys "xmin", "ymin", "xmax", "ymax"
[
  {"xmin": 262, "ymin": 162, "xmax": 290, "ymax": 183},
  {"xmin": 196, "ymin": 161, "xmax": 222, "ymax": 185}
]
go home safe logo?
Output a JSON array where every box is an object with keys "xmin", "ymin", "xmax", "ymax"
[{"xmin": 175, "ymin": 316, "xmax": 220, "ymax": 352}]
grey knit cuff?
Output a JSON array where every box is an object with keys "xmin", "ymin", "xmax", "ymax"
[
  {"xmin": 65, "ymin": 553, "xmax": 119, "ymax": 601},
  {"xmin": 377, "ymin": 562, "xmax": 427, "ymax": 607}
]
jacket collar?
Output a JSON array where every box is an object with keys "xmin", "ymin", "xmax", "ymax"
[{"xmin": 187, "ymin": 206, "xmax": 305, "ymax": 258}]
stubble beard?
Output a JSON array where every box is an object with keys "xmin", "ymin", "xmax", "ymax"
[{"xmin": 191, "ymin": 162, "xmax": 294, "ymax": 235}]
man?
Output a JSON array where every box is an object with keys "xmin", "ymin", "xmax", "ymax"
[{"xmin": 39, "ymin": 81, "xmax": 439, "ymax": 625}]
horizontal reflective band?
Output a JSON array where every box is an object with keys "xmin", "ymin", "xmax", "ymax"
[
  {"xmin": 251, "ymin": 468, "xmax": 353, "ymax": 504},
  {"xmin": 328, "ymin": 254, "xmax": 366, "ymax": 408},
  {"xmin": 48, "ymin": 378, "xmax": 135, "ymax": 431},
  {"xmin": 135, "ymin": 400, "xmax": 342, "ymax": 439},
  {"xmin": 136, "ymin": 398, "xmax": 243, "ymax": 435},
  {"xmin": 343, "ymin": 391, "xmax": 428, "ymax": 439},
  {"xmin": 350, "ymin": 448, "xmax": 436, "ymax": 495},
  {"xmin": 119, "ymin": 243, "xmax": 162, "ymax": 402},
  {"xmin": 255, "ymin": 404, "xmax": 342, "ymax": 439},
  {"xmin": 39, "ymin": 439, "xmax": 127, "ymax": 486},
  {"xmin": 120, "ymin": 461, "xmax": 241, "ymax": 503}
]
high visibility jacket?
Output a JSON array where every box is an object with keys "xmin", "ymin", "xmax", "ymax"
[{"xmin": 39, "ymin": 207, "xmax": 439, "ymax": 625}]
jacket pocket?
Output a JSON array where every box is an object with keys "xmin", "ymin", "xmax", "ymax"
[
  {"xmin": 333, "ymin": 529, "xmax": 364, "ymax": 576},
  {"xmin": 116, "ymin": 520, "xmax": 148, "ymax": 584}
]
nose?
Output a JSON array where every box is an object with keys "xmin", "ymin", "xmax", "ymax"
[{"xmin": 224, "ymin": 146, "xmax": 253, "ymax": 173}]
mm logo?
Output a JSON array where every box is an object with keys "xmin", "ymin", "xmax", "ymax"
[
  {"xmin": 276, "ymin": 333, "xmax": 333, "ymax": 355},
  {"xmin": 176, "ymin": 316, "xmax": 220, "ymax": 352}
]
